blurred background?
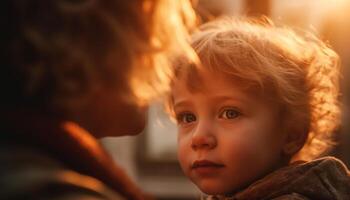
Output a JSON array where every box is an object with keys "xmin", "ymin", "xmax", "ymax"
[{"xmin": 101, "ymin": 0, "xmax": 350, "ymax": 199}]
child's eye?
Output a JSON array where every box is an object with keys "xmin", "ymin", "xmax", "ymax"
[
  {"xmin": 176, "ymin": 112, "xmax": 197, "ymax": 124},
  {"xmin": 219, "ymin": 108, "xmax": 241, "ymax": 119}
]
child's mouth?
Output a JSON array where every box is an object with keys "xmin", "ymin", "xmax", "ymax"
[{"xmin": 192, "ymin": 160, "xmax": 225, "ymax": 169}]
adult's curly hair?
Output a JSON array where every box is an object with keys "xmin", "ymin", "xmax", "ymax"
[{"xmin": 2, "ymin": 0, "xmax": 197, "ymax": 111}]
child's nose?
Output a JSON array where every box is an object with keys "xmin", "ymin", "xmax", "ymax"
[{"xmin": 191, "ymin": 122, "xmax": 217, "ymax": 150}]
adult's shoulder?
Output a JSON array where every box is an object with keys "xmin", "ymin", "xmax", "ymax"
[{"xmin": 0, "ymin": 144, "xmax": 125, "ymax": 200}]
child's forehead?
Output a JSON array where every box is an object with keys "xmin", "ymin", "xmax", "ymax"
[
  {"xmin": 174, "ymin": 67, "xmax": 255, "ymax": 94},
  {"xmin": 171, "ymin": 67, "xmax": 281, "ymax": 109},
  {"xmin": 171, "ymin": 70, "xmax": 282, "ymax": 114}
]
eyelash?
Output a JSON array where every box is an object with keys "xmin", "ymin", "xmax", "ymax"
[
  {"xmin": 219, "ymin": 107, "xmax": 242, "ymax": 120},
  {"xmin": 176, "ymin": 112, "xmax": 197, "ymax": 125},
  {"xmin": 175, "ymin": 107, "xmax": 241, "ymax": 126}
]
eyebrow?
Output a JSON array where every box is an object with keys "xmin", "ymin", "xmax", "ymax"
[
  {"xmin": 173, "ymin": 100, "xmax": 193, "ymax": 112},
  {"xmin": 209, "ymin": 95, "xmax": 247, "ymax": 103},
  {"xmin": 189, "ymin": 91, "xmax": 250, "ymax": 105},
  {"xmin": 173, "ymin": 95, "xmax": 248, "ymax": 111}
]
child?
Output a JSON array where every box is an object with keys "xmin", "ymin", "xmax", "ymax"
[{"xmin": 169, "ymin": 17, "xmax": 350, "ymax": 199}]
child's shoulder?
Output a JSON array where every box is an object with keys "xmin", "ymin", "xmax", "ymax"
[
  {"xmin": 220, "ymin": 157, "xmax": 350, "ymax": 200},
  {"xmin": 285, "ymin": 156, "xmax": 349, "ymax": 177}
]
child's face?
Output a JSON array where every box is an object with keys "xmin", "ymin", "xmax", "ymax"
[{"xmin": 172, "ymin": 69, "xmax": 287, "ymax": 195}]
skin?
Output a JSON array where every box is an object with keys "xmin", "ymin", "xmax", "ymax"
[
  {"xmin": 69, "ymin": 83, "xmax": 147, "ymax": 138},
  {"xmin": 172, "ymin": 69, "xmax": 291, "ymax": 195},
  {"xmin": 67, "ymin": 48, "xmax": 150, "ymax": 138}
]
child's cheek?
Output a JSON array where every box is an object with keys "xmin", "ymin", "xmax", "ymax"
[
  {"xmin": 223, "ymin": 133, "xmax": 257, "ymax": 161},
  {"xmin": 223, "ymin": 126, "xmax": 281, "ymax": 178},
  {"xmin": 177, "ymin": 133, "xmax": 192, "ymax": 176},
  {"xmin": 220, "ymin": 123, "xmax": 270, "ymax": 160}
]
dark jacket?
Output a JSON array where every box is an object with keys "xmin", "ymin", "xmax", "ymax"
[
  {"xmin": 210, "ymin": 157, "xmax": 350, "ymax": 200},
  {"xmin": 0, "ymin": 110, "xmax": 148, "ymax": 200}
]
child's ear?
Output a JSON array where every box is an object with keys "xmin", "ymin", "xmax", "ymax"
[{"xmin": 282, "ymin": 126, "xmax": 308, "ymax": 156}]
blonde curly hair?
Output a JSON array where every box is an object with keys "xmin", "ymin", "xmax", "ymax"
[{"xmin": 172, "ymin": 17, "xmax": 341, "ymax": 161}]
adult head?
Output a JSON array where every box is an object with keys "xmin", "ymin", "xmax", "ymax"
[{"xmin": 2, "ymin": 0, "xmax": 197, "ymax": 137}]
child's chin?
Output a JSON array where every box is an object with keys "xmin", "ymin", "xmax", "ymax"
[{"xmin": 196, "ymin": 181, "xmax": 229, "ymax": 195}]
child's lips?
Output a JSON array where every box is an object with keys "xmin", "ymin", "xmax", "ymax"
[{"xmin": 192, "ymin": 160, "xmax": 225, "ymax": 169}]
